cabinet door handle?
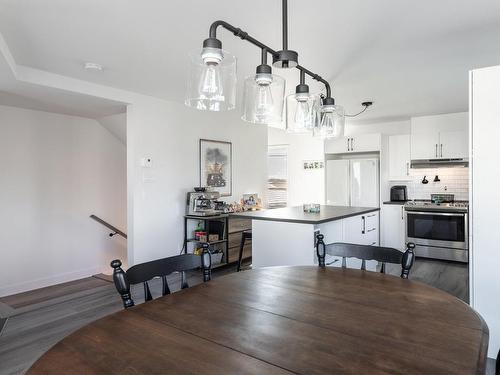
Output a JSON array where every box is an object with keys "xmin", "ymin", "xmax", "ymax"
[
  {"xmin": 401, "ymin": 206, "xmax": 404, "ymax": 220},
  {"xmin": 347, "ymin": 138, "xmax": 350, "ymax": 151},
  {"xmin": 406, "ymin": 162, "xmax": 410, "ymax": 176},
  {"xmin": 435, "ymin": 144, "xmax": 438, "ymax": 158},
  {"xmin": 351, "ymin": 138, "xmax": 354, "ymax": 151},
  {"xmin": 362, "ymin": 216, "xmax": 366, "ymax": 234},
  {"xmin": 440, "ymin": 144, "xmax": 443, "ymax": 157}
]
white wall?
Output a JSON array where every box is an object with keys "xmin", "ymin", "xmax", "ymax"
[
  {"xmin": 0, "ymin": 105, "xmax": 127, "ymax": 296},
  {"xmin": 98, "ymin": 113, "xmax": 127, "ymax": 145},
  {"xmin": 470, "ymin": 65, "xmax": 500, "ymax": 357},
  {"xmin": 127, "ymin": 100, "xmax": 267, "ymax": 265},
  {"xmin": 397, "ymin": 166, "xmax": 469, "ymax": 201},
  {"xmin": 345, "ymin": 119, "xmax": 411, "ymax": 137},
  {"xmin": 268, "ymin": 127, "xmax": 325, "ymax": 207}
]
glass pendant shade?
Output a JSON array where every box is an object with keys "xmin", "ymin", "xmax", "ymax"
[
  {"xmin": 313, "ymin": 103, "xmax": 345, "ymax": 139},
  {"xmin": 241, "ymin": 73, "xmax": 285, "ymax": 125},
  {"xmin": 286, "ymin": 93, "xmax": 317, "ymax": 133},
  {"xmin": 185, "ymin": 48, "xmax": 237, "ymax": 111}
]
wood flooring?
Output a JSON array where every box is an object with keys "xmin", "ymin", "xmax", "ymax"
[{"xmin": 0, "ymin": 277, "xmax": 111, "ymax": 310}]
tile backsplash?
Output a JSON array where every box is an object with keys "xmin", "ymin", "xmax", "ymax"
[{"xmin": 391, "ymin": 167, "xmax": 469, "ymax": 201}]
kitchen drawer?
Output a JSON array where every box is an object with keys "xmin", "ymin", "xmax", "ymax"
[
  {"xmin": 364, "ymin": 212, "xmax": 379, "ymax": 232},
  {"xmin": 228, "ymin": 217, "xmax": 252, "ymax": 233},
  {"xmin": 228, "ymin": 243, "xmax": 252, "ymax": 263},
  {"xmin": 228, "ymin": 232, "xmax": 246, "ymax": 248}
]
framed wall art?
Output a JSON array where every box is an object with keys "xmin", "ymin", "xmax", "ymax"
[{"xmin": 199, "ymin": 139, "xmax": 232, "ymax": 196}]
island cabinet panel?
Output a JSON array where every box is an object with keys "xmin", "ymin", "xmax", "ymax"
[
  {"xmin": 233, "ymin": 206, "xmax": 380, "ymax": 269},
  {"xmin": 227, "ymin": 217, "xmax": 252, "ymax": 264}
]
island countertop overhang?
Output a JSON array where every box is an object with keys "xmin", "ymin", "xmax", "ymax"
[{"xmin": 230, "ymin": 205, "xmax": 380, "ymax": 225}]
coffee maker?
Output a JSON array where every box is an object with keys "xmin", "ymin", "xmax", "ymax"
[{"xmin": 186, "ymin": 189, "xmax": 221, "ymax": 216}]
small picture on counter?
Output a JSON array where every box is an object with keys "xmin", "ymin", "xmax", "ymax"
[
  {"xmin": 243, "ymin": 194, "xmax": 258, "ymax": 206},
  {"xmin": 303, "ymin": 160, "xmax": 324, "ymax": 170},
  {"xmin": 200, "ymin": 139, "xmax": 232, "ymax": 196}
]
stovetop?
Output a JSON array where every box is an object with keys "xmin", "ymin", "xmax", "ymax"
[{"xmin": 404, "ymin": 194, "xmax": 469, "ymax": 213}]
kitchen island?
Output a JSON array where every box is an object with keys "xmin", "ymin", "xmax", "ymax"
[{"xmin": 232, "ymin": 205, "xmax": 380, "ymax": 269}]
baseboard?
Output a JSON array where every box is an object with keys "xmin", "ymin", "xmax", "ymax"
[{"xmin": 0, "ymin": 266, "xmax": 102, "ymax": 298}]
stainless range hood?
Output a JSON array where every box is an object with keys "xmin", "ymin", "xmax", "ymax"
[{"xmin": 411, "ymin": 158, "xmax": 469, "ymax": 168}]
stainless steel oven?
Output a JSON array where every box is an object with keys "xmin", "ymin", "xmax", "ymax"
[{"xmin": 405, "ymin": 210, "xmax": 468, "ymax": 263}]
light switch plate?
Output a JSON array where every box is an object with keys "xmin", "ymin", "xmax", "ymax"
[{"xmin": 141, "ymin": 157, "xmax": 153, "ymax": 168}]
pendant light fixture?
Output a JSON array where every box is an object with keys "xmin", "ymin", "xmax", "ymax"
[
  {"xmin": 314, "ymin": 97, "xmax": 345, "ymax": 139},
  {"xmin": 185, "ymin": 38, "xmax": 237, "ymax": 111},
  {"xmin": 286, "ymin": 70, "xmax": 315, "ymax": 133},
  {"xmin": 185, "ymin": 0, "xmax": 358, "ymax": 138},
  {"xmin": 241, "ymin": 49, "xmax": 285, "ymax": 124}
]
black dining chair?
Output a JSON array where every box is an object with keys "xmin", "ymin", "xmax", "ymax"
[
  {"xmin": 315, "ymin": 234, "xmax": 415, "ymax": 279},
  {"xmin": 110, "ymin": 244, "xmax": 212, "ymax": 309},
  {"xmin": 237, "ymin": 230, "xmax": 252, "ymax": 272}
]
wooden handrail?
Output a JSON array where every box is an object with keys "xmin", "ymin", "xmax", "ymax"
[{"xmin": 90, "ymin": 215, "xmax": 127, "ymax": 239}]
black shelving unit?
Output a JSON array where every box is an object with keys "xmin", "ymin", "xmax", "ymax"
[{"xmin": 183, "ymin": 214, "xmax": 230, "ymax": 267}]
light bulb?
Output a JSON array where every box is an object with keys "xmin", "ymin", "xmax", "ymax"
[
  {"xmin": 199, "ymin": 63, "xmax": 224, "ymax": 102},
  {"xmin": 255, "ymin": 84, "xmax": 274, "ymax": 122},
  {"xmin": 294, "ymin": 100, "xmax": 311, "ymax": 127}
]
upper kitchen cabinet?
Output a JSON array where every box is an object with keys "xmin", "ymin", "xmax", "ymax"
[
  {"xmin": 325, "ymin": 133, "xmax": 381, "ymax": 154},
  {"xmin": 410, "ymin": 112, "xmax": 468, "ymax": 160},
  {"xmin": 388, "ymin": 134, "xmax": 411, "ymax": 180}
]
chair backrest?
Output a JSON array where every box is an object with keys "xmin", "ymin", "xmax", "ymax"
[
  {"xmin": 315, "ymin": 234, "xmax": 415, "ymax": 279},
  {"xmin": 110, "ymin": 245, "xmax": 212, "ymax": 309}
]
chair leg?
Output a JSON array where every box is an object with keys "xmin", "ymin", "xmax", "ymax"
[{"xmin": 237, "ymin": 234, "xmax": 246, "ymax": 272}]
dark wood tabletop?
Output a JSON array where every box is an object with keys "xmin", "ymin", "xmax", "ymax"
[{"xmin": 27, "ymin": 267, "xmax": 488, "ymax": 375}]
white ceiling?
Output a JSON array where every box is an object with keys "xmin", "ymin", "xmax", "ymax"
[{"xmin": 1, "ymin": 0, "xmax": 500, "ymax": 122}]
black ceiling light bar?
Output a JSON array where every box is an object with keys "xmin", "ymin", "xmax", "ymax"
[
  {"xmin": 205, "ymin": 1, "xmax": 333, "ymax": 105},
  {"xmin": 184, "ymin": 0, "xmax": 367, "ymax": 138}
]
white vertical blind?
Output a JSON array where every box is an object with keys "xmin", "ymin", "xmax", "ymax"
[{"xmin": 267, "ymin": 145, "xmax": 288, "ymax": 208}]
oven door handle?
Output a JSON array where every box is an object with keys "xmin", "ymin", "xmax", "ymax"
[{"xmin": 405, "ymin": 210, "xmax": 466, "ymax": 217}]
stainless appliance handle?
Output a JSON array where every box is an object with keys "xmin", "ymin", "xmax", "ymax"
[
  {"xmin": 406, "ymin": 210, "xmax": 466, "ymax": 217},
  {"xmin": 362, "ymin": 215, "xmax": 366, "ymax": 234},
  {"xmin": 435, "ymin": 144, "xmax": 438, "ymax": 157},
  {"xmin": 440, "ymin": 144, "xmax": 443, "ymax": 157}
]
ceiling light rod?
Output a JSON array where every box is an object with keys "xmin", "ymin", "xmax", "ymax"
[{"xmin": 205, "ymin": 0, "xmax": 332, "ymax": 98}]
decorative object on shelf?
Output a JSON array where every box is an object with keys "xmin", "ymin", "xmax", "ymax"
[
  {"xmin": 421, "ymin": 175, "xmax": 429, "ymax": 184},
  {"xmin": 434, "ymin": 175, "xmax": 440, "ymax": 182},
  {"xmin": 185, "ymin": 0, "xmax": 372, "ymax": 138},
  {"xmin": 303, "ymin": 203, "xmax": 321, "ymax": 213},
  {"xmin": 303, "ymin": 160, "xmax": 324, "ymax": 170},
  {"xmin": 242, "ymin": 193, "xmax": 262, "ymax": 211},
  {"xmin": 200, "ymin": 139, "xmax": 232, "ymax": 196}
]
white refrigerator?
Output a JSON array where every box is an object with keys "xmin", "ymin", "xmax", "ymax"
[{"xmin": 326, "ymin": 159, "xmax": 379, "ymax": 207}]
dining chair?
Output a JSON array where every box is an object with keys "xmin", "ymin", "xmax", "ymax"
[
  {"xmin": 237, "ymin": 230, "xmax": 252, "ymax": 272},
  {"xmin": 315, "ymin": 234, "xmax": 415, "ymax": 279},
  {"xmin": 110, "ymin": 244, "xmax": 212, "ymax": 309}
]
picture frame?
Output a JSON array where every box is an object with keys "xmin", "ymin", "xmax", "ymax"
[{"xmin": 199, "ymin": 139, "xmax": 232, "ymax": 197}]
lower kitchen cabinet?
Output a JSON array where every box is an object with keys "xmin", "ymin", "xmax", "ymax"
[
  {"xmin": 227, "ymin": 217, "xmax": 252, "ymax": 264},
  {"xmin": 381, "ymin": 204, "xmax": 406, "ymax": 251},
  {"xmin": 335, "ymin": 212, "xmax": 380, "ymax": 271}
]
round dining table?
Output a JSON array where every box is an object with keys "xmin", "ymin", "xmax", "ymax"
[{"xmin": 27, "ymin": 266, "xmax": 488, "ymax": 375}]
